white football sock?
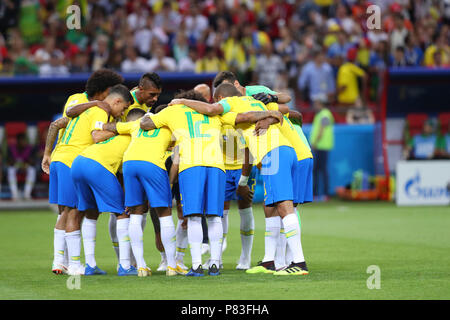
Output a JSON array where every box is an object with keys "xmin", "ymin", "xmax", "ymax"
[
  {"xmin": 175, "ymin": 219, "xmax": 188, "ymax": 262},
  {"xmin": 160, "ymin": 216, "xmax": 176, "ymax": 269},
  {"xmin": 81, "ymin": 218, "xmax": 97, "ymax": 267},
  {"xmin": 53, "ymin": 228, "xmax": 66, "ymax": 265},
  {"xmin": 263, "ymin": 217, "xmax": 280, "ymax": 262},
  {"xmin": 187, "ymin": 216, "xmax": 203, "ymax": 269},
  {"xmin": 283, "ymin": 213, "xmax": 305, "ymax": 263},
  {"xmin": 222, "ymin": 209, "xmax": 229, "ymax": 245},
  {"xmin": 117, "ymin": 218, "xmax": 131, "ymax": 270},
  {"xmin": 65, "ymin": 230, "xmax": 81, "ymax": 267},
  {"xmin": 129, "ymin": 214, "xmax": 146, "ymax": 269},
  {"xmin": 24, "ymin": 166, "xmax": 36, "ymax": 199},
  {"xmin": 108, "ymin": 214, "xmax": 120, "ymax": 262},
  {"xmin": 207, "ymin": 216, "xmax": 223, "ymax": 267},
  {"xmin": 275, "ymin": 216, "xmax": 287, "ymax": 269},
  {"xmin": 239, "ymin": 207, "xmax": 254, "ymax": 263}
]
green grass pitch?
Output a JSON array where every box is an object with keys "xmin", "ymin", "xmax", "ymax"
[{"xmin": 0, "ymin": 201, "xmax": 449, "ymax": 300}]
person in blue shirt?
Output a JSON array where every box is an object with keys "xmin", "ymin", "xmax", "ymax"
[
  {"xmin": 405, "ymin": 120, "xmax": 440, "ymax": 160},
  {"xmin": 298, "ymin": 48, "xmax": 336, "ymax": 103}
]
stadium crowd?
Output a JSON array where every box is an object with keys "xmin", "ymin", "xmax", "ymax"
[{"xmin": 1, "ymin": 0, "xmax": 450, "ymax": 106}]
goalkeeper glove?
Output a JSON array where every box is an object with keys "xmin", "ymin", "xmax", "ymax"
[{"xmin": 252, "ymin": 92, "xmax": 278, "ymax": 104}]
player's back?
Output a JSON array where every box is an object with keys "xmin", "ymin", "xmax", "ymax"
[
  {"xmin": 150, "ymin": 104, "xmax": 225, "ymax": 172},
  {"xmin": 265, "ymin": 103, "xmax": 313, "ymax": 161},
  {"xmin": 116, "ymin": 119, "xmax": 172, "ymax": 170},
  {"xmin": 80, "ymin": 134, "xmax": 131, "ymax": 175},
  {"xmin": 52, "ymin": 106, "xmax": 110, "ymax": 167},
  {"xmin": 220, "ymin": 96, "xmax": 292, "ymax": 165}
]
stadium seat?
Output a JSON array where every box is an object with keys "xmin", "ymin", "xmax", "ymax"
[
  {"xmin": 405, "ymin": 113, "xmax": 428, "ymax": 137},
  {"xmin": 438, "ymin": 112, "xmax": 450, "ymax": 135},
  {"xmin": 301, "ymin": 111, "xmax": 315, "ymax": 124},
  {"xmin": 332, "ymin": 111, "xmax": 346, "ymax": 124}
]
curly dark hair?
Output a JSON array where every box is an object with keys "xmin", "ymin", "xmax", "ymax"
[
  {"xmin": 174, "ymin": 89, "xmax": 207, "ymax": 102},
  {"xmin": 140, "ymin": 72, "xmax": 162, "ymax": 89},
  {"xmin": 153, "ymin": 104, "xmax": 168, "ymax": 113},
  {"xmin": 85, "ymin": 69, "xmax": 124, "ymax": 98},
  {"xmin": 212, "ymin": 71, "xmax": 237, "ymax": 88}
]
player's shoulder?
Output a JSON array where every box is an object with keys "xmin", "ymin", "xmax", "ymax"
[{"xmin": 66, "ymin": 92, "xmax": 88, "ymax": 104}]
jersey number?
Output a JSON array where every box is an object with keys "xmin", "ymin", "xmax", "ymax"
[
  {"xmin": 137, "ymin": 128, "xmax": 160, "ymax": 138},
  {"xmin": 185, "ymin": 112, "xmax": 211, "ymax": 138}
]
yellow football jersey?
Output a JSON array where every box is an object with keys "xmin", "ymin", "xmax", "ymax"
[
  {"xmin": 116, "ymin": 120, "xmax": 173, "ymax": 170},
  {"xmin": 150, "ymin": 104, "xmax": 233, "ymax": 173},
  {"xmin": 51, "ymin": 107, "xmax": 111, "ymax": 167},
  {"xmin": 52, "ymin": 92, "xmax": 90, "ymax": 155},
  {"xmin": 222, "ymin": 125, "xmax": 246, "ymax": 170},
  {"xmin": 80, "ymin": 135, "xmax": 131, "ymax": 175},
  {"xmin": 265, "ymin": 103, "xmax": 313, "ymax": 161},
  {"xmin": 120, "ymin": 90, "xmax": 149, "ymax": 122},
  {"xmin": 218, "ymin": 96, "xmax": 292, "ymax": 166}
]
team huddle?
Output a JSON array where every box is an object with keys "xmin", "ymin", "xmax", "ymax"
[{"xmin": 41, "ymin": 69, "xmax": 313, "ymax": 277}]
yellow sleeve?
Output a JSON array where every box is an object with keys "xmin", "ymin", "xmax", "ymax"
[
  {"xmin": 116, "ymin": 120, "xmax": 137, "ymax": 134},
  {"xmin": 351, "ymin": 64, "xmax": 365, "ymax": 77},
  {"xmin": 150, "ymin": 106, "xmax": 171, "ymax": 128},
  {"xmin": 220, "ymin": 112, "xmax": 238, "ymax": 126},
  {"xmin": 266, "ymin": 102, "xmax": 279, "ymax": 111},
  {"xmin": 89, "ymin": 108, "xmax": 109, "ymax": 133}
]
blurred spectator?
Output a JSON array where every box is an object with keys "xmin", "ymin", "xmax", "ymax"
[
  {"xmin": 39, "ymin": 51, "xmax": 69, "ymax": 76},
  {"xmin": 390, "ymin": 46, "xmax": 407, "ymax": 67},
  {"xmin": 121, "ymin": 46, "xmax": 148, "ymax": 73},
  {"xmin": 437, "ymin": 123, "xmax": 450, "ymax": 159},
  {"xmin": 0, "ymin": 0, "xmax": 20, "ymax": 36},
  {"xmin": 404, "ymin": 119, "xmax": 440, "ymax": 160},
  {"xmin": 173, "ymin": 32, "xmax": 190, "ymax": 64},
  {"xmin": 70, "ymin": 50, "xmax": 90, "ymax": 73},
  {"xmin": 184, "ymin": 3, "xmax": 209, "ymax": 44},
  {"xmin": 222, "ymin": 25, "xmax": 246, "ymax": 77},
  {"xmin": 265, "ymin": 0, "xmax": 294, "ymax": 38},
  {"xmin": 336, "ymin": 48, "xmax": 367, "ymax": 107},
  {"xmin": 346, "ymin": 99, "xmax": 375, "ymax": 124},
  {"xmin": 195, "ymin": 46, "xmax": 226, "ymax": 73},
  {"xmin": 134, "ymin": 15, "xmax": 154, "ymax": 59},
  {"xmin": 275, "ymin": 26, "xmax": 302, "ymax": 85},
  {"xmin": 147, "ymin": 45, "xmax": 177, "ymax": 72},
  {"xmin": 390, "ymin": 13, "xmax": 409, "ymax": 55},
  {"xmin": 254, "ymin": 42, "xmax": 285, "ymax": 90},
  {"xmin": 7, "ymin": 133, "xmax": 36, "ymax": 200},
  {"xmin": 178, "ymin": 47, "xmax": 197, "ymax": 72},
  {"xmin": 33, "ymin": 37, "xmax": 61, "ymax": 66},
  {"xmin": 297, "ymin": 48, "xmax": 335, "ymax": 103},
  {"xmin": 127, "ymin": 1, "xmax": 149, "ymax": 32},
  {"xmin": 90, "ymin": 34, "xmax": 110, "ymax": 71},
  {"xmin": 310, "ymin": 98, "xmax": 334, "ymax": 200},
  {"xmin": 424, "ymin": 34, "xmax": 450, "ymax": 67},
  {"xmin": 154, "ymin": 1, "xmax": 181, "ymax": 42},
  {"xmin": 404, "ymin": 33, "xmax": 423, "ymax": 66}
]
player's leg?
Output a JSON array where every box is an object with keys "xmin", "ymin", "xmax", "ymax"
[
  {"xmin": 108, "ymin": 213, "xmax": 120, "ymax": 265},
  {"xmin": 115, "ymin": 212, "xmax": 137, "ymax": 276},
  {"xmin": 174, "ymin": 183, "xmax": 188, "ymax": 270},
  {"xmin": 53, "ymin": 205, "xmax": 68, "ymax": 274},
  {"xmin": 122, "ymin": 161, "xmax": 151, "ymax": 277},
  {"xmin": 236, "ymin": 167, "xmax": 257, "ymax": 270},
  {"xmin": 82, "ymin": 209, "xmax": 104, "ymax": 275},
  {"xmin": 179, "ymin": 167, "xmax": 207, "ymax": 276},
  {"xmin": 204, "ymin": 167, "xmax": 226, "ymax": 276},
  {"xmin": 149, "ymin": 207, "xmax": 166, "ymax": 271}
]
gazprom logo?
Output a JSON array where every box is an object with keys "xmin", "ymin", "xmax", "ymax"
[{"xmin": 405, "ymin": 173, "xmax": 450, "ymax": 199}]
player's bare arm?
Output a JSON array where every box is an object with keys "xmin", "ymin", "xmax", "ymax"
[
  {"xmin": 237, "ymin": 148, "xmax": 254, "ymax": 203},
  {"xmin": 91, "ymin": 129, "xmax": 116, "ymax": 143},
  {"xmin": 66, "ymin": 100, "xmax": 112, "ymax": 118},
  {"xmin": 288, "ymin": 109, "xmax": 303, "ymax": 125},
  {"xmin": 275, "ymin": 91, "xmax": 291, "ymax": 104},
  {"xmin": 140, "ymin": 114, "xmax": 157, "ymax": 130},
  {"xmin": 41, "ymin": 117, "xmax": 70, "ymax": 174},
  {"xmin": 235, "ymin": 110, "xmax": 283, "ymax": 126},
  {"xmin": 102, "ymin": 122, "xmax": 118, "ymax": 134},
  {"xmin": 169, "ymin": 146, "xmax": 180, "ymax": 185},
  {"xmin": 169, "ymin": 98, "xmax": 223, "ymax": 116}
]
